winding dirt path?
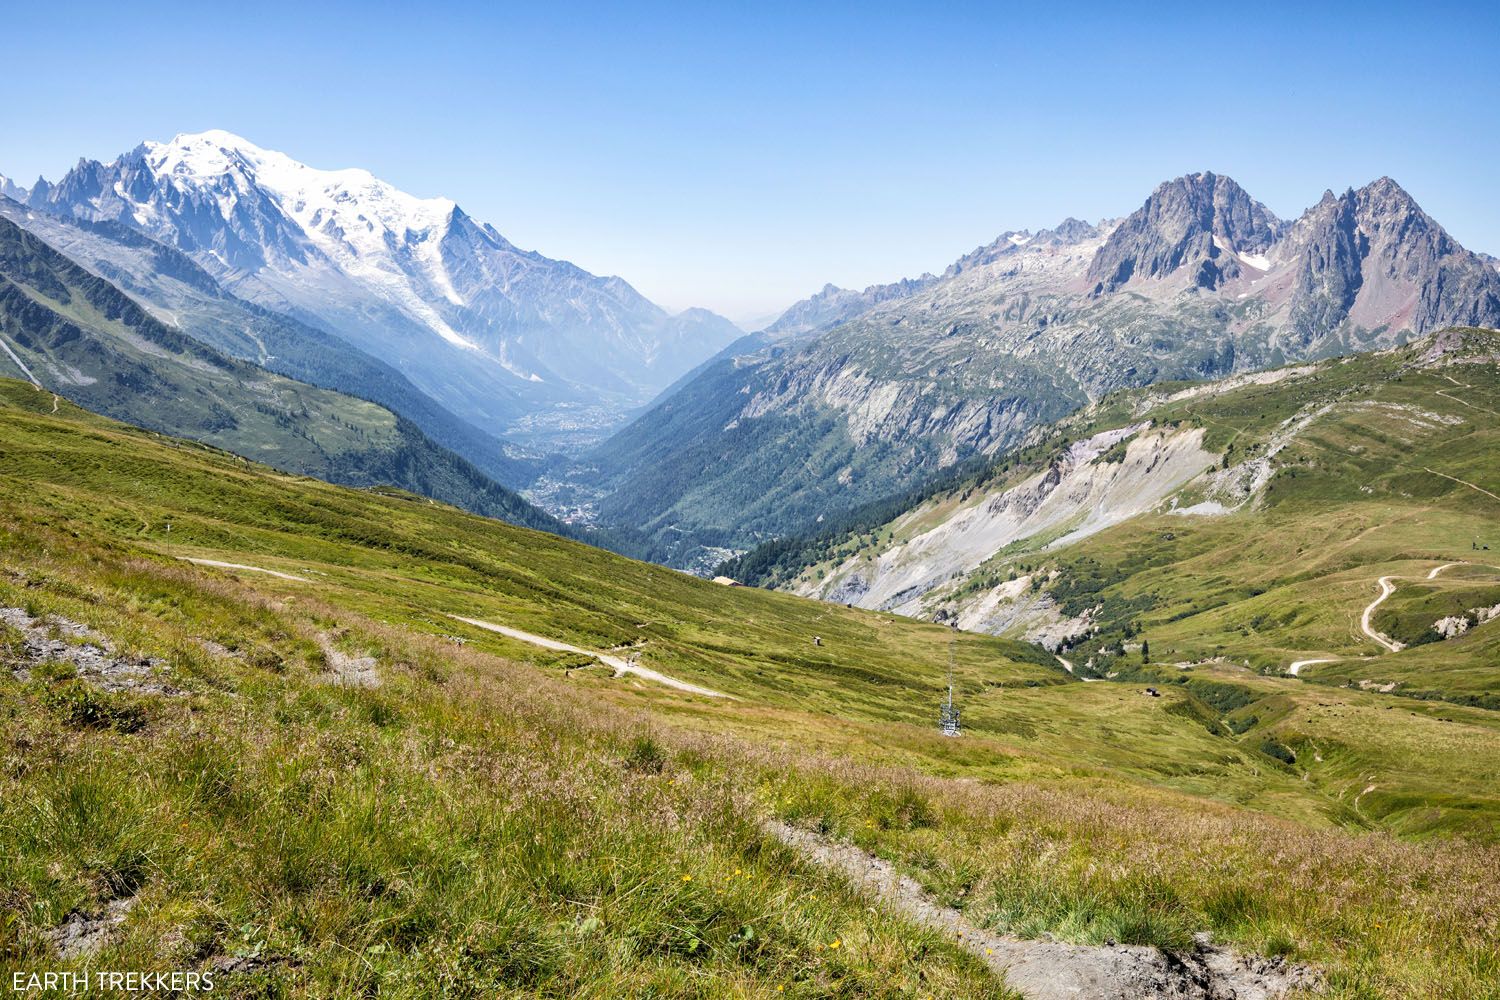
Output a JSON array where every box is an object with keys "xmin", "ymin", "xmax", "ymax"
[
  {"xmin": 1360, "ymin": 577, "xmax": 1403, "ymax": 652},
  {"xmin": 1289, "ymin": 562, "xmax": 1467, "ymax": 669},
  {"xmin": 181, "ymin": 557, "xmax": 309, "ymax": 582},
  {"xmin": 448, "ymin": 615, "xmax": 734, "ymax": 699},
  {"xmin": 1287, "ymin": 658, "xmax": 1338, "ymax": 677},
  {"xmin": 1435, "ymin": 374, "xmax": 1500, "ymax": 418},
  {"xmin": 1359, "ymin": 562, "xmax": 1466, "ymax": 653},
  {"xmin": 769, "ymin": 821, "xmax": 1314, "ymax": 1000}
]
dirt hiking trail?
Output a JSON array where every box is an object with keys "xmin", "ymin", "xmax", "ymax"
[
  {"xmin": 769, "ymin": 821, "xmax": 1315, "ymax": 1000},
  {"xmin": 181, "ymin": 557, "xmax": 310, "ymax": 582},
  {"xmin": 448, "ymin": 615, "xmax": 733, "ymax": 699}
]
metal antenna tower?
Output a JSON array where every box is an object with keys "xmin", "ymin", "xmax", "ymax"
[{"xmin": 939, "ymin": 639, "xmax": 961, "ymax": 737}]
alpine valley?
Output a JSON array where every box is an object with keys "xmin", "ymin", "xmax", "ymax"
[
  {"xmin": 590, "ymin": 172, "xmax": 1500, "ymax": 569},
  {"xmin": 6, "ymin": 131, "xmax": 742, "ymax": 455},
  {"xmin": 3, "ymin": 124, "xmax": 1500, "ymax": 1000}
]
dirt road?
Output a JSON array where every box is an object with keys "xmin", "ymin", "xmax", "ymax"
[
  {"xmin": 1288, "ymin": 657, "xmax": 1338, "ymax": 677},
  {"xmin": 1360, "ymin": 577, "xmax": 1403, "ymax": 652}
]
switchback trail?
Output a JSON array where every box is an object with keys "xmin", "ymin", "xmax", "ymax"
[
  {"xmin": 1361, "ymin": 577, "xmax": 1403, "ymax": 652},
  {"xmin": 1288, "ymin": 562, "xmax": 1466, "ymax": 669},
  {"xmin": 448, "ymin": 615, "xmax": 734, "ymax": 699},
  {"xmin": 768, "ymin": 821, "xmax": 1314, "ymax": 1000}
]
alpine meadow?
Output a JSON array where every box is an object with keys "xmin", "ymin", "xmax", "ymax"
[{"xmin": 2, "ymin": 3, "xmax": 1498, "ymax": 998}]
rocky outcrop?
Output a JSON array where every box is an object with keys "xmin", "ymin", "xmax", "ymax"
[
  {"xmin": 1087, "ymin": 172, "xmax": 1282, "ymax": 294},
  {"xmin": 1284, "ymin": 178, "xmax": 1500, "ymax": 341}
]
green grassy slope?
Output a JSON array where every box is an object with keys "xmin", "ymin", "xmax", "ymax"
[
  {"xmin": 1, "ymin": 382, "xmax": 1497, "ymax": 996},
  {"xmin": 0, "ymin": 215, "xmax": 559, "ymax": 532}
]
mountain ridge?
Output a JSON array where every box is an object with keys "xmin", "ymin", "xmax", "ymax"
[
  {"xmin": 20, "ymin": 131, "xmax": 743, "ymax": 451},
  {"xmin": 592, "ymin": 172, "xmax": 1500, "ymax": 569},
  {"xmin": 723, "ymin": 325, "xmax": 1500, "ymax": 709},
  {"xmin": 0, "ymin": 194, "xmax": 539, "ymax": 488}
]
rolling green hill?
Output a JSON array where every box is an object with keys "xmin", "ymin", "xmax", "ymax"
[
  {"xmin": 0, "ymin": 379, "xmax": 1496, "ymax": 996},
  {"xmin": 0, "ymin": 214, "xmax": 560, "ymax": 533}
]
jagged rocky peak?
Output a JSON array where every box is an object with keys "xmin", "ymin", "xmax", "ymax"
[
  {"xmin": 1087, "ymin": 171, "xmax": 1282, "ymax": 294},
  {"xmin": 1285, "ymin": 176, "xmax": 1500, "ymax": 339},
  {"xmin": 1034, "ymin": 217, "xmax": 1101, "ymax": 245},
  {"xmin": 0, "ymin": 174, "xmax": 27, "ymax": 202},
  {"xmin": 764, "ymin": 275, "xmax": 938, "ymax": 337}
]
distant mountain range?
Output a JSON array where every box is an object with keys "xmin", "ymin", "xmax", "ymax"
[
  {"xmin": 0, "ymin": 212, "xmax": 560, "ymax": 531},
  {"xmin": 5, "ymin": 132, "xmax": 741, "ymax": 452},
  {"xmin": 0, "ymin": 196, "xmax": 537, "ymax": 489},
  {"xmin": 589, "ymin": 172, "xmax": 1500, "ymax": 569}
]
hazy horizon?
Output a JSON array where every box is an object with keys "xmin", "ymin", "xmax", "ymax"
[{"xmin": 6, "ymin": 0, "xmax": 1498, "ymax": 324}]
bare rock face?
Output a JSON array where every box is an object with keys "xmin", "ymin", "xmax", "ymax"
[
  {"xmin": 1285, "ymin": 178, "xmax": 1500, "ymax": 341},
  {"xmin": 1087, "ymin": 172, "xmax": 1282, "ymax": 294}
]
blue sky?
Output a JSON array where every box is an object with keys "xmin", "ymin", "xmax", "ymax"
[{"xmin": 3, "ymin": 0, "xmax": 1497, "ymax": 323}]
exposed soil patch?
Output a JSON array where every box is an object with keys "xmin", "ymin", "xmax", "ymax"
[
  {"xmin": 769, "ymin": 821, "xmax": 1316, "ymax": 1000},
  {"xmin": 45, "ymin": 897, "xmax": 135, "ymax": 959},
  {"xmin": 316, "ymin": 633, "xmax": 380, "ymax": 688},
  {"xmin": 208, "ymin": 953, "xmax": 299, "ymax": 976},
  {"xmin": 1, "ymin": 607, "xmax": 177, "ymax": 695}
]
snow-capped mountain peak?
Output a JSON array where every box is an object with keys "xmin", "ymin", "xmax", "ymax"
[
  {"xmin": 23, "ymin": 130, "xmax": 743, "ymax": 447},
  {"xmin": 136, "ymin": 131, "xmax": 476, "ymax": 347},
  {"xmin": 146, "ymin": 130, "xmax": 459, "ymax": 245}
]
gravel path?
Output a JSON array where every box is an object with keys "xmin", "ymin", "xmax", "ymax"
[{"xmin": 1287, "ymin": 658, "xmax": 1338, "ymax": 677}]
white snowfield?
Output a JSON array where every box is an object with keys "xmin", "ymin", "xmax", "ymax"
[
  {"xmin": 142, "ymin": 130, "xmax": 485, "ymax": 355},
  {"xmin": 448, "ymin": 615, "xmax": 733, "ymax": 699}
]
